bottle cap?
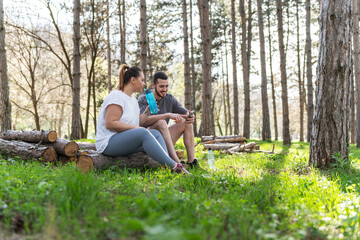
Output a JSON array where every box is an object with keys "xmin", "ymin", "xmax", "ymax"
[{"xmin": 145, "ymin": 88, "xmax": 152, "ymax": 94}]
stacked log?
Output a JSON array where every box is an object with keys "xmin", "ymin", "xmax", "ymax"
[
  {"xmin": 201, "ymin": 135, "xmax": 273, "ymax": 154},
  {"xmin": 0, "ymin": 130, "xmax": 162, "ymax": 172}
]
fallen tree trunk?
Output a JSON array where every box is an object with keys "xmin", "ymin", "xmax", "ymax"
[
  {"xmin": 0, "ymin": 138, "xmax": 57, "ymax": 163},
  {"xmin": 0, "ymin": 130, "xmax": 57, "ymax": 143},
  {"xmin": 77, "ymin": 142, "xmax": 96, "ymax": 151},
  {"xmin": 47, "ymin": 139, "xmax": 79, "ymax": 157},
  {"xmin": 76, "ymin": 150, "xmax": 161, "ymax": 172},
  {"xmin": 203, "ymin": 143, "xmax": 239, "ymax": 150}
]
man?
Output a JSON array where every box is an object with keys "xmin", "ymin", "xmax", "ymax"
[{"xmin": 138, "ymin": 71, "xmax": 201, "ymax": 169}]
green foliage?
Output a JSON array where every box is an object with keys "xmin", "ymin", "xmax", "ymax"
[{"xmin": 1, "ymin": 141, "xmax": 360, "ymax": 239}]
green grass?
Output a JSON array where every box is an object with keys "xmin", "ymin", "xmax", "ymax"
[{"xmin": 1, "ymin": 140, "xmax": 360, "ymax": 239}]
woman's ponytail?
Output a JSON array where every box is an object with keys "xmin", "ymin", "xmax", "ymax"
[
  {"xmin": 118, "ymin": 64, "xmax": 129, "ymax": 90},
  {"xmin": 117, "ymin": 64, "xmax": 142, "ymax": 90}
]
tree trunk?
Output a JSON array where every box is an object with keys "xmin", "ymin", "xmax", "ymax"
[
  {"xmin": 353, "ymin": 0, "xmax": 360, "ymax": 147},
  {"xmin": 92, "ymin": 71, "xmax": 97, "ymax": 134},
  {"xmin": 257, "ymin": 0, "xmax": 271, "ymax": 141},
  {"xmin": 351, "ymin": 66, "xmax": 355, "ymax": 144},
  {"xmin": 189, "ymin": 0, "xmax": 197, "ymax": 136},
  {"xmin": 276, "ymin": 0, "xmax": 291, "ymax": 145},
  {"xmin": 296, "ymin": 0, "xmax": 304, "ymax": 142},
  {"xmin": 0, "ymin": 130, "xmax": 57, "ymax": 143},
  {"xmin": 306, "ymin": 0, "xmax": 313, "ymax": 142},
  {"xmin": 267, "ymin": 0, "xmax": 278, "ymax": 140},
  {"xmin": 224, "ymin": 30, "xmax": 233, "ymax": 135},
  {"xmin": 71, "ymin": 0, "xmax": 82, "ymax": 140},
  {"xmin": 231, "ymin": 0, "xmax": 239, "ymax": 135},
  {"xmin": 140, "ymin": 0, "xmax": 147, "ymax": 85},
  {"xmin": 197, "ymin": 0, "xmax": 212, "ymax": 136},
  {"xmin": 76, "ymin": 150, "xmax": 161, "ymax": 172},
  {"xmin": 107, "ymin": 0, "xmax": 112, "ymax": 92},
  {"xmin": 309, "ymin": 0, "xmax": 352, "ymax": 167},
  {"xmin": 182, "ymin": 0, "xmax": 191, "ymax": 110},
  {"xmin": 240, "ymin": 0, "xmax": 250, "ymax": 138},
  {"xmin": 221, "ymin": 43, "xmax": 228, "ymax": 136},
  {"xmin": 0, "ymin": 0, "xmax": 11, "ymax": 131},
  {"xmin": 119, "ymin": 0, "xmax": 126, "ymax": 64},
  {"xmin": 47, "ymin": 139, "xmax": 79, "ymax": 157},
  {"xmin": 0, "ymin": 139, "xmax": 57, "ymax": 163}
]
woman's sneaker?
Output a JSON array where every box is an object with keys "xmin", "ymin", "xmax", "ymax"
[{"xmin": 171, "ymin": 163, "xmax": 191, "ymax": 175}]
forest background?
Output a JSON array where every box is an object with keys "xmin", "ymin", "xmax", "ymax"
[{"xmin": 3, "ymin": 0, "xmax": 322, "ymax": 142}]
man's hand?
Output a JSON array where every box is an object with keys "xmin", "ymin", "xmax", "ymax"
[
  {"xmin": 185, "ymin": 112, "xmax": 195, "ymax": 124},
  {"xmin": 168, "ymin": 113, "xmax": 186, "ymax": 124}
]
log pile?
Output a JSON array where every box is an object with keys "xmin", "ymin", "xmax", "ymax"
[
  {"xmin": 0, "ymin": 130, "xmax": 161, "ymax": 172},
  {"xmin": 201, "ymin": 135, "xmax": 274, "ymax": 154}
]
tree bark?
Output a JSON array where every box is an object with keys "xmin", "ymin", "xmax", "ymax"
[
  {"xmin": 267, "ymin": 0, "xmax": 278, "ymax": 140},
  {"xmin": 276, "ymin": 0, "xmax": 291, "ymax": 145},
  {"xmin": 189, "ymin": 0, "xmax": 197, "ymax": 136},
  {"xmin": 0, "ymin": 0, "xmax": 11, "ymax": 131},
  {"xmin": 197, "ymin": 0, "xmax": 212, "ymax": 136},
  {"xmin": 71, "ymin": 0, "xmax": 82, "ymax": 140},
  {"xmin": 76, "ymin": 150, "xmax": 161, "ymax": 172},
  {"xmin": 306, "ymin": 0, "xmax": 313, "ymax": 142},
  {"xmin": 353, "ymin": 0, "xmax": 360, "ymax": 147},
  {"xmin": 296, "ymin": 0, "xmax": 304, "ymax": 142},
  {"xmin": 182, "ymin": 0, "xmax": 191, "ymax": 110},
  {"xmin": 231, "ymin": 0, "xmax": 239, "ymax": 135},
  {"xmin": 47, "ymin": 139, "xmax": 79, "ymax": 157},
  {"xmin": 119, "ymin": 0, "xmax": 126, "ymax": 64},
  {"xmin": 240, "ymin": 0, "xmax": 250, "ymax": 138},
  {"xmin": 257, "ymin": 0, "xmax": 271, "ymax": 141},
  {"xmin": 351, "ymin": 66, "xmax": 355, "ymax": 144},
  {"xmin": 140, "ymin": 0, "xmax": 148, "ymax": 85},
  {"xmin": 0, "ymin": 138, "xmax": 57, "ymax": 163},
  {"xmin": 0, "ymin": 130, "xmax": 57, "ymax": 143},
  {"xmin": 309, "ymin": 0, "xmax": 352, "ymax": 167},
  {"xmin": 107, "ymin": 0, "xmax": 112, "ymax": 92}
]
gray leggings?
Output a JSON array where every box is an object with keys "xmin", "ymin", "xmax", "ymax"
[{"xmin": 102, "ymin": 128, "xmax": 176, "ymax": 167}]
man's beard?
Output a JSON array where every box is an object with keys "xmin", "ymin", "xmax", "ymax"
[{"xmin": 155, "ymin": 87, "xmax": 165, "ymax": 99}]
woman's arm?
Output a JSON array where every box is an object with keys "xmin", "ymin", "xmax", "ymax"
[{"xmin": 105, "ymin": 104, "xmax": 138, "ymax": 132}]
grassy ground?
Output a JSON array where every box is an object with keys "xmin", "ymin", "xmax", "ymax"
[{"xmin": 0, "ymin": 140, "xmax": 360, "ymax": 239}]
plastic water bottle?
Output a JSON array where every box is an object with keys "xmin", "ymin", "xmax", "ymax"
[
  {"xmin": 207, "ymin": 148, "xmax": 216, "ymax": 170},
  {"xmin": 144, "ymin": 88, "xmax": 159, "ymax": 114}
]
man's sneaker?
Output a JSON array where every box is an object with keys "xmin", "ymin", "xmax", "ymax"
[
  {"xmin": 187, "ymin": 159, "xmax": 204, "ymax": 170},
  {"xmin": 171, "ymin": 163, "xmax": 191, "ymax": 175}
]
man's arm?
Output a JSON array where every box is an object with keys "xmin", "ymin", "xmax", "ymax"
[{"xmin": 141, "ymin": 112, "xmax": 187, "ymax": 126}]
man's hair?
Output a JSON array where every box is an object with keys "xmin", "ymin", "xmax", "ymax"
[{"xmin": 153, "ymin": 71, "xmax": 168, "ymax": 84}]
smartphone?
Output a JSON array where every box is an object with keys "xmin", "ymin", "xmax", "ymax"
[{"xmin": 187, "ymin": 110, "xmax": 195, "ymax": 119}]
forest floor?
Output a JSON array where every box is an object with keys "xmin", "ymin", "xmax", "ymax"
[{"xmin": 0, "ymin": 139, "xmax": 359, "ymax": 239}]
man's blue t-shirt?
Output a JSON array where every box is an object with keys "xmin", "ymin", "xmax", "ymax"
[{"xmin": 138, "ymin": 93, "xmax": 188, "ymax": 124}]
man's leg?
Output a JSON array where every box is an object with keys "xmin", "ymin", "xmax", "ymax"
[
  {"xmin": 169, "ymin": 122, "xmax": 195, "ymax": 163},
  {"xmin": 148, "ymin": 120, "xmax": 181, "ymax": 163}
]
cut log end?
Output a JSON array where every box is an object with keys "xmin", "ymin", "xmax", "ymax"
[
  {"xmin": 76, "ymin": 155, "xmax": 94, "ymax": 173},
  {"xmin": 64, "ymin": 142, "xmax": 80, "ymax": 156},
  {"xmin": 47, "ymin": 131, "xmax": 57, "ymax": 142},
  {"xmin": 41, "ymin": 147, "xmax": 57, "ymax": 163},
  {"xmin": 176, "ymin": 150, "xmax": 185, "ymax": 158}
]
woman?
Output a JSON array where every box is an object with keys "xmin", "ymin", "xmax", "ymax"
[{"xmin": 95, "ymin": 64, "xmax": 189, "ymax": 174}]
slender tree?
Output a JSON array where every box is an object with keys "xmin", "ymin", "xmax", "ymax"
[
  {"xmin": 256, "ymin": 0, "xmax": 271, "ymax": 140},
  {"xmin": 231, "ymin": 0, "xmax": 239, "ymax": 135},
  {"xmin": 309, "ymin": 0, "xmax": 352, "ymax": 167},
  {"xmin": 140, "ymin": 0, "xmax": 147, "ymax": 84},
  {"xmin": 351, "ymin": 67, "xmax": 355, "ymax": 144},
  {"xmin": 353, "ymin": 0, "xmax": 360, "ymax": 147},
  {"xmin": 197, "ymin": 0, "xmax": 212, "ymax": 136},
  {"xmin": 189, "ymin": 0, "xmax": 197, "ymax": 135},
  {"xmin": 240, "ymin": 0, "xmax": 251, "ymax": 138},
  {"xmin": 0, "ymin": 0, "xmax": 11, "ymax": 131},
  {"xmin": 224, "ymin": 28, "xmax": 233, "ymax": 135},
  {"xmin": 71, "ymin": 0, "xmax": 81, "ymax": 140},
  {"xmin": 296, "ymin": 0, "xmax": 304, "ymax": 141},
  {"xmin": 267, "ymin": 0, "xmax": 278, "ymax": 140},
  {"xmin": 305, "ymin": 0, "xmax": 313, "ymax": 142},
  {"xmin": 182, "ymin": 0, "xmax": 191, "ymax": 110},
  {"xmin": 276, "ymin": 0, "xmax": 291, "ymax": 145},
  {"xmin": 107, "ymin": 0, "xmax": 112, "ymax": 92},
  {"xmin": 119, "ymin": 0, "xmax": 126, "ymax": 64}
]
